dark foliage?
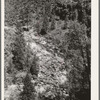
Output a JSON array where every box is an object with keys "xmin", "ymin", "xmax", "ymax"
[
  {"xmin": 20, "ymin": 73, "xmax": 35, "ymax": 100},
  {"xmin": 22, "ymin": 27, "xmax": 29, "ymax": 31},
  {"xmin": 12, "ymin": 31, "xmax": 26, "ymax": 70},
  {"xmin": 53, "ymin": 2, "xmax": 67, "ymax": 20},
  {"xmin": 30, "ymin": 56, "xmax": 39, "ymax": 79},
  {"xmin": 40, "ymin": 29, "xmax": 47, "ymax": 35},
  {"xmin": 75, "ymin": 89, "xmax": 90, "ymax": 100},
  {"xmin": 63, "ymin": 21, "xmax": 91, "ymax": 100}
]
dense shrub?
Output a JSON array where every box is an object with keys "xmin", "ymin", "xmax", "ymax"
[
  {"xmin": 12, "ymin": 31, "xmax": 26, "ymax": 70},
  {"xmin": 30, "ymin": 55, "xmax": 39, "ymax": 79},
  {"xmin": 63, "ymin": 21, "xmax": 90, "ymax": 100},
  {"xmin": 20, "ymin": 73, "xmax": 35, "ymax": 100}
]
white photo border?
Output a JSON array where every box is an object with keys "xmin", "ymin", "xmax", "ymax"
[{"xmin": 91, "ymin": 0, "xmax": 99, "ymax": 100}]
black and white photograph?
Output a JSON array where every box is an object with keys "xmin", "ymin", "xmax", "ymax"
[{"xmin": 3, "ymin": 0, "xmax": 92, "ymax": 100}]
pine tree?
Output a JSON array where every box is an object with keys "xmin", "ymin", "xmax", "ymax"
[
  {"xmin": 82, "ymin": 9, "xmax": 88, "ymax": 26},
  {"xmin": 42, "ymin": 5, "xmax": 49, "ymax": 32},
  {"xmin": 20, "ymin": 73, "xmax": 35, "ymax": 100},
  {"xmin": 35, "ymin": 21, "xmax": 40, "ymax": 34},
  {"xmin": 75, "ymin": 9, "xmax": 78, "ymax": 21},
  {"xmin": 62, "ymin": 15, "xmax": 69, "ymax": 30},
  {"xmin": 50, "ymin": 15, "xmax": 55, "ymax": 30},
  {"xmin": 30, "ymin": 55, "xmax": 39, "ymax": 80},
  {"xmin": 12, "ymin": 31, "xmax": 26, "ymax": 70},
  {"xmin": 42, "ymin": 14, "xmax": 49, "ymax": 32}
]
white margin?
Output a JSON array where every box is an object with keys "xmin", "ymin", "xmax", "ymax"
[
  {"xmin": 91, "ymin": 0, "xmax": 99, "ymax": 100},
  {"xmin": 1, "ymin": 0, "xmax": 4, "ymax": 98}
]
